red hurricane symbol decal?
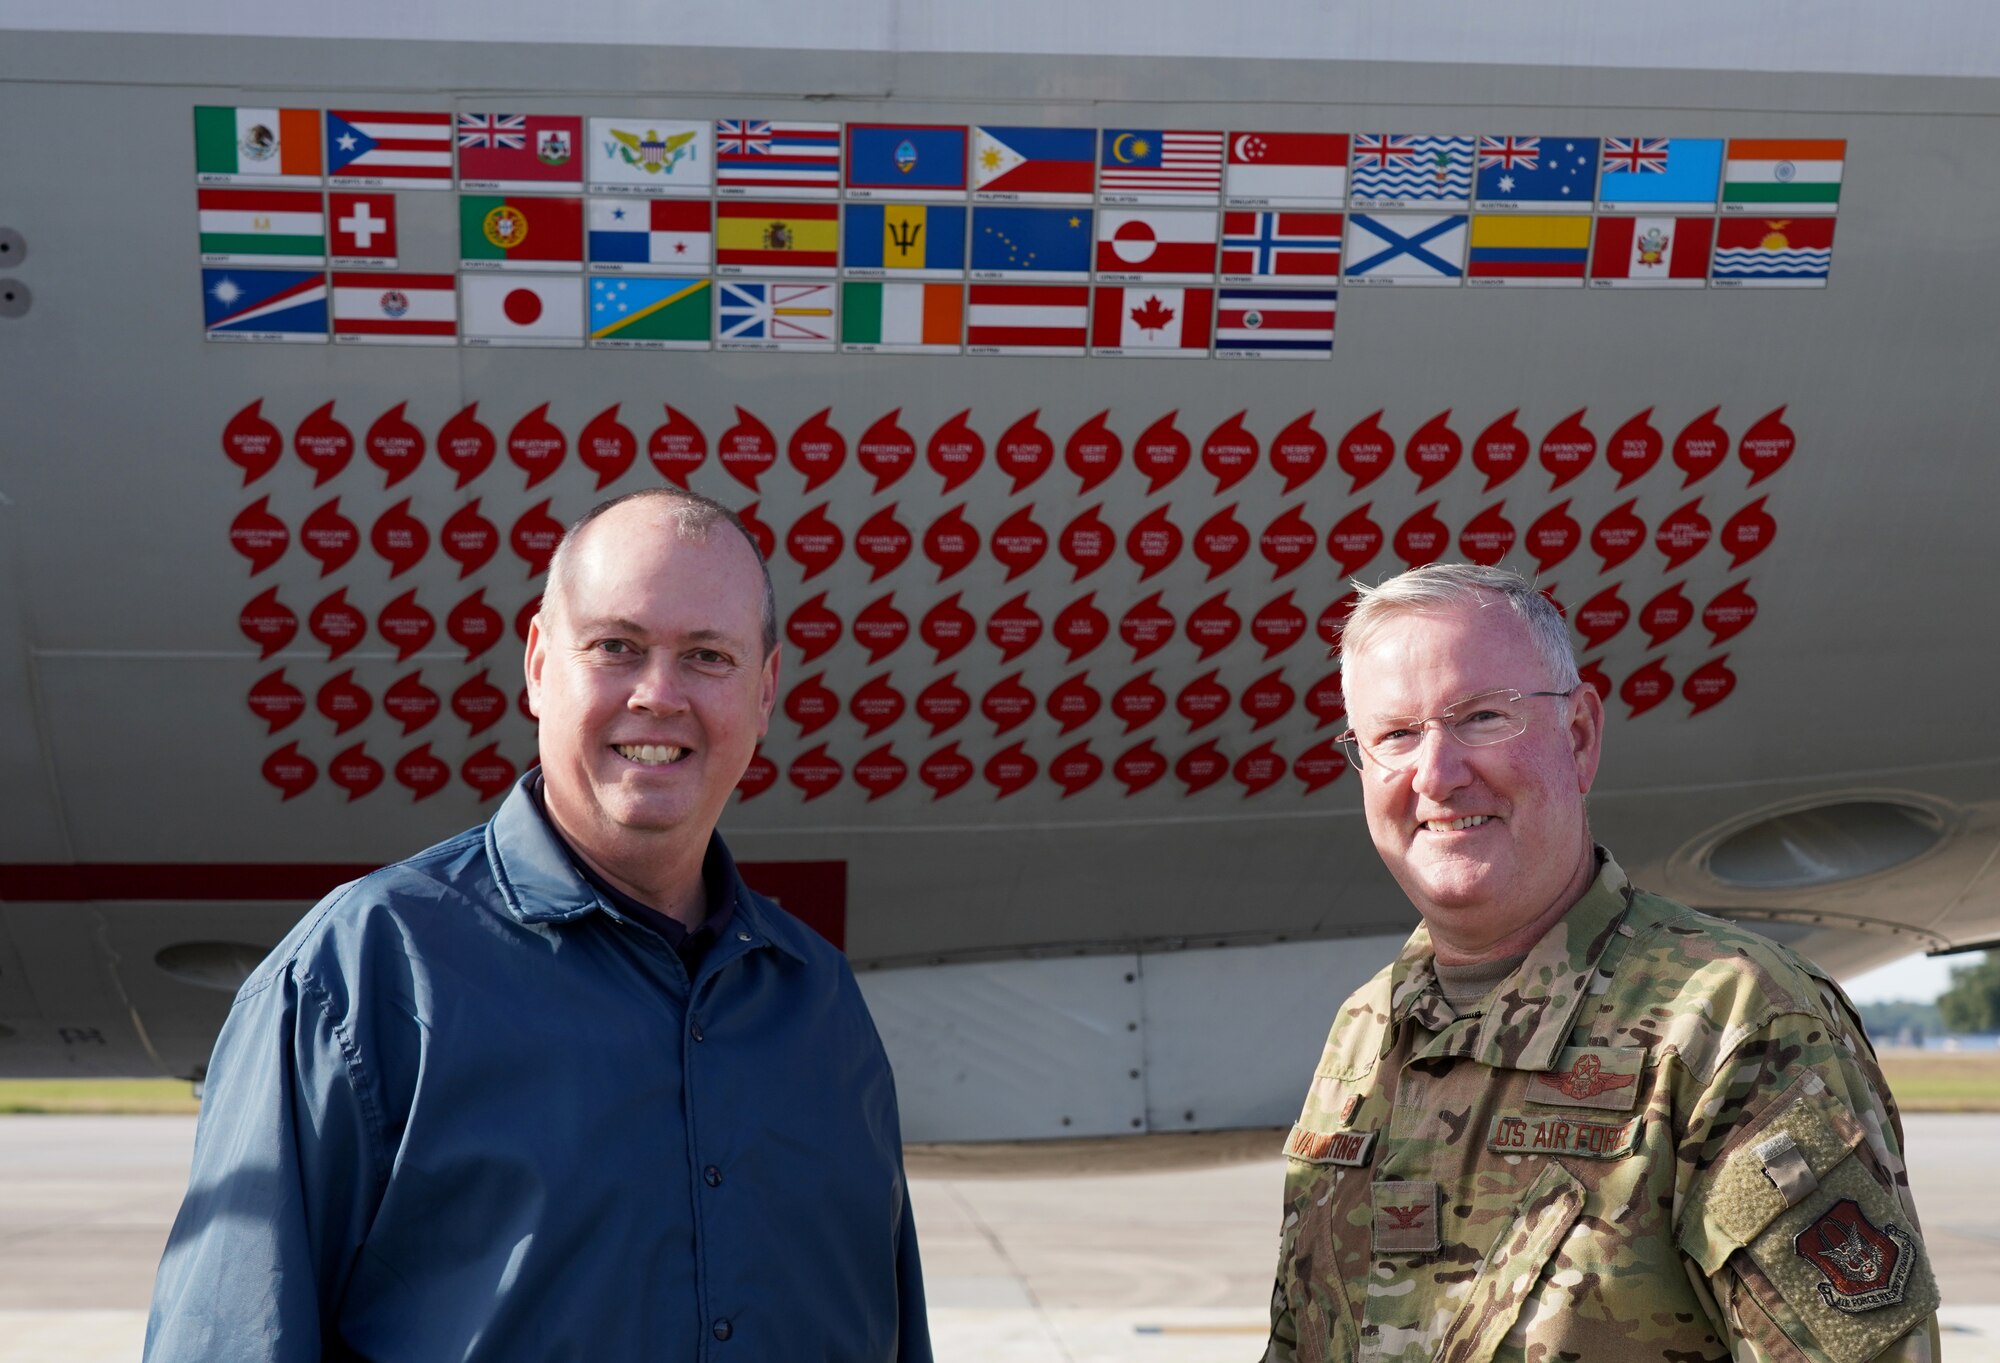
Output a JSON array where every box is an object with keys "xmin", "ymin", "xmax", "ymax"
[
  {"xmin": 920, "ymin": 741, "xmax": 974, "ymax": 800},
  {"xmin": 1134, "ymin": 411, "xmax": 1191, "ymax": 493},
  {"xmin": 1126, "ymin": 504, "xmax": 1183, "ymax": 580},
  {"xmin": 451, "ymin": 670, "xmax": 508, "ymax": 736},
  {"xmin": 929, "ymin": 408, "xmax": 985, "ymax": 493},
  {"xmin": 647, "ymin": 404, "xmax": 706, "ymax": 487},
  {"xmin": 986, "ymin": 592, "xmax": 1043, "ymax": 663},
  {"xmin": 224, "ymin": 398, "xmax": 282, "ymax": 485},
  {"xmin": 857, "ymin": 408, "xmax": 916, "ymax": 491},
  {"xmin": 1241, "ymin": 668, "xmax": 1296, "ymax": 731},
  {"xmin": 1111, "ymin": 670, "xmax": 1166, "ymax": 733},
  {"xmin": 300, "ymin": 497, "xmax": 360, "ymax": 576},
  {"xmin": 854, "ymin": 504, "xmax": 913, "ymax": 581},
  {"xmin": 736, "ymin": 751, "xmax": 778, "ymax": 801},
  {"xmin": 1672, "ymin": 407, "xmax": 1728, "ymax": 487},
  {"xmin": 1051, "ymin": 740, "xmax": 1104, "ymax": 798},
  {"xmin": 263, "ymin": 741, "xmax": 318, "ymax": 801},
  {"xmin": 1590, "ymin": 499, "xmax": 1646, "ymax": 572},
  {"xmin": 1472, "ymin": 409, "xmax": 1529, "ymax": 491},
  {"xmin": 784, "ymin": 673, "xmax": 839, "ymax": 736},
  {"xmin": 578, "ymin": 403, "xmax": 637, "ymax": 490},
  {"xmin": 507, "ymin": 403, "xmax": 566, "ymax": 489},
  {"xmin": 366, "ymin": 401, "xmax": 426, "ymax": 488},
  {"xmin": 853, "ymin": 593, "xmax": 910, "ymax": 664},
  {"xmin": 394, "ymin": 742, "xmax": 450, "ymax": 801},
  {"xmin": 230, "ymin": 496, "xmax": 290, "ymax": 574},
  {"xmin": 1620, "ymin": 658, "xmax": 1673, "ymax": 718},
  {"xmin": 854, "ymin": 744, "xmax": 908, "ymax": 801},
  {"xmin": 1114, "ymin": 738, "xmax": 1168, "ymax": 795},
  {"xmin": 1457, "ymin": 502, "xmax": 1516, "ymax": 567},
  {"xmin": 295, "ymin": 401, "xmax": 354, "ymax": 486},
  {"xmin": 1054, "ymin": 592, "xmax": 1110, "ymax": 662},
  {"xmin": 917, "ymin": 673, "xmax": 971, "ymax": 736},
  {"xmin": 1721, "ymin": 497, "xmax": 1777, "ymax": 567},
  {"xmin": 1046, "ymin": 672, "xmax": 1101, "ymax": 735},
  {"xmin": 1294, "ymin": 737, "xmax": 1348, "ymax": 793},
  {"xmin": 787, "ymin": 745, "xmax": 843, "ymax": 801},
  {"xmin": 849, "ymin": 674, "xmax": 906, "ymax": 737},
  {"xmin": 719, "ymin": 406, "xmax": 776, "ymax": 490},
  {"xmin": 248, "ymin": 668, "xmax": 306, "ymax": 733},
  {"xmin": 1271, "ymin": 411, "xmax": 1329, "ymax": 495},
  {"xmin": 1065, "ymin": 410, "xmax": 1122, "ymax": 493},
  {"xmin": 1304, "ymin": 669, "xmax": 1346, "ymax": 729},
  {"xmin": 1120, "ymin": 591, "xmax": 1176, "ymax": 662},
  {"xmin": 1703, "ymin": 581, "xmax": 1759, "ymax": 645},
  {"xmin": 1525, "ymin": 500, "xmax": 1582, "ymax": 573},
  {"xmin": 1739, "ymin": 406, "xmax": 1794, "ymax": 486},
  {"xmin": 442, "ymin": 500, "xmax": 499, "ymax": 578},
  {"xmin": 1251, "ymin": 591, "xmax": 1308, "ymax": 660},
  {"xmin": 1058, "ymin": 504, "xmax": 1115, "ymax": 581},
  {"xmin": 1578, "ymin": 657, "xmax": 1613, "ymax": 704},
  {"xmin": 384, "ymin": 670, "xmax": 440, "ymax": 735},
  {"xmin": 1392, "ymin": 502, "xmax": 1449, "ymax": 569},
  {"xmin": 786, "ymin": 503, "xmax": 844, "ymax": 580},
  {"xmin": 1194, "ymin": 504, "xmax": 1251, "ymax": 580},
  {"xmin": 1638, "ymin": 582, "xmax": 1695, "ymax": 647},
  {"xmin": 735, "ymin": 502, "xmax": 776, "ymax": 561},
  {"xmin": 788, "ymin": 407, "xmax": 846, "ymax": 493},
  {"xmin": 1186, "ymin": 591, "xmax": 1242, "ymax": 662},
  {"xmin": 1606, "ymin": 407, "xmax": 1663, "ymax": 489},
  {"xmin": 510, "ymin": 500, "xmax": 564, "ymax": 577},
  {"xmin": 1317, "ymin": 591, "xmax": 1359, "ymax": 650},
  {"xmin": 1326, "ymin": 504, "xmax": 1383, "ymax": 577},
  {"xmin": 371, "ymin": 498, "xmax": 430, "ymax": 578},
  {"xmin": 1338, "ymin": 410, "xmax": 1393, "ymax": 492},
  {"xmin": 1654, "ymin": 498, "xmax": 1712, "ymax": 570},
  {"xmin": 1235, "ymin": 740, "xmax": 1287, "ymax": 797},
  {"xmin": 1684, "ymin": 655, "xmax": 1737, "ymax": 716},
  {"xmin": 378, "ymin": 589, "xmax": 436, "ymax": 662},
  {"xmin": 1176, "ymin": 737, "xmax": 1229, "ymax": 793},
  {"xmin": 921, "ymin": 592, "xmax": 975, "ymax": 662},
  {"xmin": 997, "ymin": 409, "xmax": 1054, "ymax": 492},
  {"xmin": 308, "ymin": 587, "xmax": 364, "ymax": 660},
  {"xmin": 984, "ymin": 741, "xmax": 1038, "ymax": 799},
  {"xmin": 1540, "ymin": 409, "xmax": 1596, "ymax": 490},
  {"xmin": 330, "ymin": 743, "xmax": 385, "ymax": 802},
  {"xmin": 785, "ymin": 592, "xmax": 843, "ymax": 664},
  {"xmin": 1176, "ymin": 670, "xmax": 1231, "ymax": 731},
  {"xmin": 1260, "ymin": 505, "xmax": 1317, "ymax": 579},
  {"xmin": 438, "ymin": 402, "xmax": 495, "ymax": 488},
  {"xmin": 461, "ymin": 742, "xmax": 517, "ymax": 801},
  {"xmin": 992, "ymin": 505, "xmax": 1050, "ymax": 581},
  {"xmin": 1404, "ymin": 410, "xmax": 1461, "ymax": 493},
  {"xmin": 1574, "ymin": 584, "xmax": 1631, "ymax": 650},
  {"xmin": 447, "ymin": 589, "xmax": 502, "ymax": 661},
  {"xmin": 1203, "ymin": 410, "xmax": 1259, "ymax": 493},
  {"xmin": 924, "ymin": 503, "xmax": 981, "ymax": 581}
]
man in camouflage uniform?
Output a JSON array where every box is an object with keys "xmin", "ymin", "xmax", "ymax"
[{"xmin": 1265, "ymin": 563, "xmax": 1939, "ymax": 1363}]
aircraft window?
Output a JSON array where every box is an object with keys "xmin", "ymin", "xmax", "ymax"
[{"xmin": 1707, "ymin": 800, "xmax": 1945, "ymax": 888}]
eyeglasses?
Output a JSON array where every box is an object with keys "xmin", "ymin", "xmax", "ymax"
[{"xmin": 1336, "ymin": 687, "xmax": 1578, "ymax": 773}]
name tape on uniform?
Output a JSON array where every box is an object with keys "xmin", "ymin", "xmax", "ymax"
[{"xmin": 1285, "ymin": 1122, "xmax": 1379, "ymax": 1167}]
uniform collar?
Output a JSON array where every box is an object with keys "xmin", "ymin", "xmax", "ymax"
[
  {"xmin": 485, "ymin": 772, "xmax": 806, "ymax": 964},
  {"xmin": 1385, "ymin": 848, "xmax": 1635, "ymax": 1072}
]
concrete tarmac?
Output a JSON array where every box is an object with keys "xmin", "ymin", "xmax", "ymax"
[{"xmin": 2, "ymin": 1115, "xmax": 1994, "ymax": 1362}]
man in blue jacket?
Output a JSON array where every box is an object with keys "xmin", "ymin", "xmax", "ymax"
[{"xmin": 148, "ymin": 488, "xmax": 931, "ymax": 1361}]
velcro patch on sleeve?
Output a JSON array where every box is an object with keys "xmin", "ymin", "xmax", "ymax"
[
  {"xmin": 1371, "ymin": 1179, "xmax": 1440, "ymax": 1254},
  {"xmin": 1487, "ymin": 1112, "xmax": 1641, "ymax": 1159},
  {"xmin": 1526, "ymin": 1046, "xmax": 1647, "ymax": 1111},
  {"xmin": 1285, "ymin": 1121, "xmax": 1378, "ymax": 1167}
]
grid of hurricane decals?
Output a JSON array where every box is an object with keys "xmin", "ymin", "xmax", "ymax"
[{"xmin": 194, "ymin": 109, "xmax": 1847, "ymax": 354}]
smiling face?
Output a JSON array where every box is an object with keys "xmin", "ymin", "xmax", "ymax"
[
  {"xmin": 525, "ymin": 501, "xmax": 778, "ymax": 883},
  {"xmin": 1341, "ymin": 596, "xmax": 1604, "ymax": 962}
]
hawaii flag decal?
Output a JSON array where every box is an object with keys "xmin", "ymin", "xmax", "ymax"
[{"xmin": 1091, "ymin": 286, "xmax": 1213, "ymax": 357}]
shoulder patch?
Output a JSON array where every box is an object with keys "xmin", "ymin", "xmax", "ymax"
[{"xmin": 1795, "ymin": 1198, "xmax": 1917, "ymax": 1314}]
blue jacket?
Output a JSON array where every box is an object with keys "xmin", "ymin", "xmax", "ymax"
[{"xmin": 147, "ymin": 776, "xmax": 930, "ymax": 1362}]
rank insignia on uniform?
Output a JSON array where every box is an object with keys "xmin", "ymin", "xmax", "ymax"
[
  {"xmin": 1529, "ymin": 1046, "xmax": 1646, "ymax": 1111},
  {"xmin": 1371, "ymin": 1180, "xmax": 1440, "ymax": 1254},
  {"xmin": 1285, "ymin": 1121, "xmax": 1378, "ymax": 1167},
  {"xmin": 1795, "ymin": 1198, "xmax": 1915, "ymax": 1313}
]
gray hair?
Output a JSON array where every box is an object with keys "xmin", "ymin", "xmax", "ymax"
[
  {"xmin": 1339, "ymin": 563, "xmax": 1579, "ymax": 691},
  {"xmin": 542, "ymin": 488, "xmax": 778, "ymax": 656}
]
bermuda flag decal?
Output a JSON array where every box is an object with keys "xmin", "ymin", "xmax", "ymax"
[
  {"xmin": 1220, "ymin": 211, "xmax": 1341, "ymax": 283},
  {"xmin": 972, "ymin": 126, "xmax": 1096, "ymax": 202},
  {"xmin": 329, "ymin": 192, "xmax": 399, "ymax": 266},
  {"xmin": 716, "ymin": 201, "xmax": 840, "ymax": 275},
  {"xmin": 459, "ymin": 196, "xmax": 584, "ymax": 270},
  {"xmin": 1597, "ymin": 137, "xmax": 1722, "ymax": 212},
  {"xmin": 717, "ymin": 280, "xmax": 838, "ymax": 351},
  {"xmin": 1100, "ymin": 129, "xmax": 1225, "ymax": 202},
  {"xmin": 1711, "ymin": 216, "xmax": 1835, "ymax": 288},
  {"xmin": 197, "ymin": 189, "xmax": 326, "ymax": 265},
  {"xmin": 1466, "ymin": 214, "xmax": 1591, "ymax": 286},
  {"xmin": 846, "ymin": 124, "xmax": 969, "ymax": 199},
  {"xmin": 325, "ymin": 109, "xmax": 453, "ymax": 187},
  {"xmin": 966, "ymin": 283, "xmax": 1088, "ymax": 354},
  {"xmin": 1589, "ymin": 215, "xmax": 1712, "ymax": 288},
  {"xmin": 1214, "ymin": 287, "xmax": 1335, "ymax": 360},
  {"xmin": 456, "ymin": 114, "xmax": 583, "ymax": 191},
  {"xmin": 589, "ymin": 277, "xmax": 711, "ymax": 349},
  {"xmin": 1226, "ymin": 132, "xmax": 1347, "ymax": 206},
  {"xmin": 842, "ymin": 281, "xmax": 963, "ymax": 352},
  {"xmin": 1091, "ymin": 287, "xmax": 1213, "ymax": 357},
  {"xmin": 332, "ymin": 272, "xmax": 456, "ymax": 345},
  {"xmin": 715, "ymin": 120, "xmax": 841, "ymax": 196},
  {"xmin": 587, "ymin": 198, "xmax": 711, "ymax": 272},
  {"xmin": 461, "ymin": 274, "xmax": 585, "ymax": 347},
  {"xmin": 194, "ymin": 106, "xmax": 323, "ymax": 186},
  {"xmin": 1723, "ymin": 139, "xmax": 1845, "ymax": 213},
  {"xmin": 1095, "ymin": 209, "xmax": 1219, "ymax": 281},
  {"xmin": 202, "ymin": 269, "xmax": 328, "ymax": 342}
]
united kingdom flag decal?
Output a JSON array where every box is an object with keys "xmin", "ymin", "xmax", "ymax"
[{"xmin": 1794, "ymin": 1198, "xmax": 1915, "ymax": 1313}]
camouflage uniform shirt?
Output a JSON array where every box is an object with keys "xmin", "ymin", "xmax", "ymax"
[{"xmin": 1265, "ymin": 852, "xmax": 1940, "ymax": 1363}]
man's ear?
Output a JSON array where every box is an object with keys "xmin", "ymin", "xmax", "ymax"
[
  {"xmin": 523, "ymin": 613, "xmax": 548, "ymax": 719},
  {"xmin": 755, "ymin": 644, "xmax": 781, "ymax": 738},
  {"xmin": 1571, "ymin": 682, "xmax": 1605, "ymax": 794}
]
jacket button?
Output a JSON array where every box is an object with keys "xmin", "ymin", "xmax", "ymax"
[
  {"xmin": 690, "ymin": 1020, "xmax": 705, "ymax": 1042},
  {"xmin": 712, "ymin": 1319, "xmax": 732, "ymax": 1341},
  {"xmin": 704, "ymin": 1165, "xmax": 722, "ymax": 1187}
]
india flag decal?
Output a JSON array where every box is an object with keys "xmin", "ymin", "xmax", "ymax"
[{"xmin": 1723, "ymin": 139, "xmax": 1845, "ymax": 214}]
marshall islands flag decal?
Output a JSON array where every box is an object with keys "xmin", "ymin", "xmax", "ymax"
[{"xmin": 202, "ymin": 269, "xmax": 328, "ymax": 342}]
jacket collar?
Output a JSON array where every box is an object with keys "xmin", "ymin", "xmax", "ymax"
[
  {"xmin": 1385, "ymin": 849, "xmax": 1635, "ymax": 1073},
  {"xmin": 485, "ymin": 773, "xmax": 807, "ymax": 964}
]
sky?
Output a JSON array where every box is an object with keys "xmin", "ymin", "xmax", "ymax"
[{"xmin": 1841, "ymin": 950, "xmax": 1984, "ymax": 1005}]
